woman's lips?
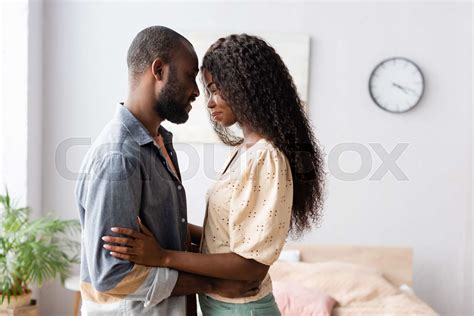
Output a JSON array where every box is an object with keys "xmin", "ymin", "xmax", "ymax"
[{"xmin": 211, "ymin": 112, "xmax": 223, "ymax": 120}]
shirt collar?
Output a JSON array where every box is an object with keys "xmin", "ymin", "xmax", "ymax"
[
  {"xmin": 115, "ymin": 103, "xmax": 173, "ymax": 146},
  {"xmin": 158, "ymin": 126, "xmax": 174, "ymax": 145}
]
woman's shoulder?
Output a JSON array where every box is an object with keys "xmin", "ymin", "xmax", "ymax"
[
  {"xmin": 252, "ymin": 138, "xmax": 286, "ymax": 158},
  {"xmin": 246, "ymin": 138, "xmax": 289, "ymax": 169}
]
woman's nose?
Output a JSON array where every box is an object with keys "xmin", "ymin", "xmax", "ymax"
[{"xmin": 207, "ymin": 96, "xmax": 216, "ymax": 109}]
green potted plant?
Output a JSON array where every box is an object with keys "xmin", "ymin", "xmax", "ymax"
[{"xmin": 0, "ymin": 188, "xmax": 80, "ymax": 314}]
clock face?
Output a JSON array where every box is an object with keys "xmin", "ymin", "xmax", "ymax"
[{"xmin": 369, "ymin": 57, "xmax": 424, "ymax": 113}]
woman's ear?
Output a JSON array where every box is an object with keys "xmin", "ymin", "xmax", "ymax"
[{"xmin": 151, "ymin": 58, "xmax": 164, "ymax": 81}]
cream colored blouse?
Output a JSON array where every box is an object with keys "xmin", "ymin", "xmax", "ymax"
[{"xmin": 201, "ymin": 138, "xmax": 293, "ymax": 303}]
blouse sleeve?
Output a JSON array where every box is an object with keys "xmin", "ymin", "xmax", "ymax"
[{"xmin": 228, "ymin": 147, "xmax": 293, "ymax": 266}]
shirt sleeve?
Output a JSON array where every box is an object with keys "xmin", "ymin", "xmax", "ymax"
[
  {"xmin": 79, "ymin": 153, "xmax": 178, "ymax": 306},
  {"xmin": 228, "ymin": 148, "xmax": 293, "ymax": 266}
]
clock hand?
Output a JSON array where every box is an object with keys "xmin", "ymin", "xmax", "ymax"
[
  {"xmin": 403, "ymin": 86, "xmax": 418, "ymax": 95},
  {"xmin": 392, "ymin": 82, "xmax": 409, "ymax": 94},
  {"xmin": 392, "ymin": 82, "xmax": 418, "ymax": 95}
]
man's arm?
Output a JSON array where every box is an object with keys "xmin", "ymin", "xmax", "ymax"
[
  {"xmin": 80, "ymin": 153, "xmax": 177, "ymax": 307},
  {"xmin": 171, "ymin": 271, "xmax": 260, "ymax": 298}
]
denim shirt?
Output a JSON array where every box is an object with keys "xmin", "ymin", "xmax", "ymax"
[{"xmin": 75, "ymin": 104, "xmax": 187, "ymax": 315}]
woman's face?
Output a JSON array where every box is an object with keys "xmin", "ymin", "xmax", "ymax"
[{"xmin": 202, "ymin": 69, "xmax": 237, "ymax": 127}]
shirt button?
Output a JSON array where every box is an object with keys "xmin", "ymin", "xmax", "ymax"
[
  {"xmin": 178, "ymin": 185, "xmax": 183, "ymax": 190},
  {"xmin": 181, "ymin": 218, "xmax": 186, "ymax": 223}
]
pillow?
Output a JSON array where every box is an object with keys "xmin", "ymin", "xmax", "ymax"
[
  {"xmin": 277, "ymin": 249, "xmax": 301, "ymax": 262},
  {"xmin": 273, "ymin": 281, "xmax": 336, "ymax": 316},
  {"xmin": 269, "ymin": 261, "xmax": 399, "ymax": 306},
  {"xmin": 399, "ymin": 283, "xmax": 415, "ymax": 295}
]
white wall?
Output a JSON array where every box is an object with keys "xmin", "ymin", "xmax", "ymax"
[
  {"xmin": 0, "ymin": 0, "xmax": 44, "ymax": 302},
  {"xmin": 0, "ymin": 2, "xmax": 3, "ymax": 189},
  {"xmin": 0, "ymin": 0, "xmax": 29, "ymax": 205},
  {"xmin": 27, "ymin": 0, "xmax": 44, "ymax": 219},
  {"xmin": 40, "ymin": 1, "xmax": 472, "ymax": 315}
]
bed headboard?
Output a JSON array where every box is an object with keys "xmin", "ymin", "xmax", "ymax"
[{"xmin": 283, "ymin": 244, "xmax": 413, "ymax": 287}]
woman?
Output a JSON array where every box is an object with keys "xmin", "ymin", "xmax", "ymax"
[{"xmin": 102, "ymin": 34, "xmax": 325, "ymax": 315}]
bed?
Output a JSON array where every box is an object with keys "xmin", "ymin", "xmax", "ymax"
[{"xmin": 269, "ymin": 244, "xmax": 439, "ymax": 316}]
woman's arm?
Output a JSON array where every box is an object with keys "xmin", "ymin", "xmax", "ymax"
[
  {"xmin": 102, "ymin": 220, "xmax": 268, "ymax": 282},
  {"xmin": 163, "ymin": 250, "xmax": 269, "ymax": 282},
  {"xmin": 188, "ymin": 223, "xmax": 202, "ymax": 245}
]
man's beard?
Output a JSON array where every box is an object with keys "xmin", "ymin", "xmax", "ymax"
[{"xmin": 154, "ymin": 68, "xmax": 191, "ymax": 124}]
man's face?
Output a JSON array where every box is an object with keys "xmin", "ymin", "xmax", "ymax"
[{"xmin": 154, "ymin": 45, "xmax": 199, "ymax": 124}]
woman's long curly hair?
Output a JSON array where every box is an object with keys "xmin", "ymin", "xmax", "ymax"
[{"xmin": 202, "ymin": 34, "xmax": 325, "ymax": 236}]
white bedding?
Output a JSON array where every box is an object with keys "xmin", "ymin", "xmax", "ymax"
[{"xmin": 269, "ymin": 261, "xmax": 439, "ymax": 316}]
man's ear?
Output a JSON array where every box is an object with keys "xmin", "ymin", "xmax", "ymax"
[{"xmin": 151, "ymin": 58, "xmax": 164, "ymax": 81}]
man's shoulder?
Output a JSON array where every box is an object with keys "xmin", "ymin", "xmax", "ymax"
[
  {"xmin": 92, "ymin": 119, "xmax": 142, "ymax": 158},
  {"xmin": 80, "ymin": 119, "xmax": 144, "ymax": 174}
]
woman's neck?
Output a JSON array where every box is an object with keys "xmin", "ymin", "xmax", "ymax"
[{"xmin": 241, "ymin": 124, "xmax": 263, "ymax": 148}]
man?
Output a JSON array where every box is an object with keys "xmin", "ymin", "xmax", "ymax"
[{"xmin": 75, "ymin": 26, "xmax": 257, "ymax": 316}]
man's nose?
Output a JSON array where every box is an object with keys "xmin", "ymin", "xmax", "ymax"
[{"xmin": 193, "ymin": 81, "xmax": 200, "ymax": 98}]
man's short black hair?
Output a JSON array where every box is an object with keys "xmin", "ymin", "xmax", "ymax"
[{"xmin": 127, "ymin": 26, "xmax": 189, "ymax": 81}]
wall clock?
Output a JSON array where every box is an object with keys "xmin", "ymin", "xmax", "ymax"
[{"xmin": 369, "ymin": 57, "xmax": 424, "ymax": 113}]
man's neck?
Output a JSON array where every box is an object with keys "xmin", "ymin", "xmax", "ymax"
[{"xmin": 124, "ymin": 96, "xmax": 163, "ymax": 137}]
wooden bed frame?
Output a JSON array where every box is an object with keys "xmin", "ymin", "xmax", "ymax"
[{"xmin": 283, "ymin": 244, "xmax": 413, "ymax": 287}]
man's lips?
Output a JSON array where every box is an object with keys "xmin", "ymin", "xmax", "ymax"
[{"xmin": 185, "ymin": 98, "xmax": 195, "ymax": 111}]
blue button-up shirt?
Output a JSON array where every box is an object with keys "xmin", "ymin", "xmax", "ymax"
[{"xmin": 76, "ymin": 104, "xmax": 187, "ymax": 315}]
